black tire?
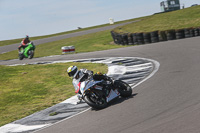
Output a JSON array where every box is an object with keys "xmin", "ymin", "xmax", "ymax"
[
  {"xmin": 143, "ymin": 32, "xmax": 151, "ymax": 39},
  {"xmin": 194, "ymin": 28, "xmax": 199, "ymax": 36},
  {"xmin": 184, "ymin": 28, "xmax": 192, "ymax": 38},
  {"xmin": 120, "ymin": 34, "xmax": 125, "ymax": 45},
  {"xmin": 144, "ymin": 38, "xmax": 151, "ymax": 44},
  {"xmin": 167, "ymin": 34, "xmax": 175, "ymax": 40},
  {"xmin": 166, "ymin": 30, "xmax": 176, "ymax": 40},
  {"xmin": 176, "ymin": 33, "xmax": 184, "ymax": 39},
  {"xmin": 122, "ymin": 34, "xmax": 128, "ymax": 45},
  {"xmin": 176, "ymin": 35, "xmax": 183, "ymax": 39},
  {"xmin": 128, "ymin": 34, "xmax": 133, "ymax": 45},
  {"xmin": 151, "ymin": 37, "xmax": 159, "ymax": 43},
  {"xmin": 114, "ymin": 80, "xmax": 132, "ymax": 97},
  {"xmin": 132, "ymin": 33, "xmax": 138, "ymax": 45},
  {"xmin": 83, "ymin": 90, "xmax": 107, "ymax": 109},
  {"xmin": 143, "ymin": 32, "xmax": 151, "ymax": 44},
  {"xmin": 175, "ymin": 29, "xmax": 185, "ymax": 39},
  {"xmin": 150, "ymin": 31, "xmax": 159, "ymax": 43},
  {"xmin": 111, "ymin": 31, "xmax": 118, "ymax": 44},
  {"xmin": 158, "ymin": 31, "xmax": 167, "ymax": 41},
  {"xmin": 150, "ymin": 31, "xmax": 158, "ymax": 37},
  {"xmin": 185, "ymin": 34, "xmax": 191, "ymax": 38},
  {"xmin": 19, "ymin": 53, "xmax": 24, "ymax": 60},
  {"xmin": 190, "ymin": 29, "xmax": 195, "ymax": 37},
  {"xmin": 116, "ymin": 34, "xmax": 123, "ymax": 44},
  {"xmin": 28, "ymin": 50, "xmax": 34, "ymax": 59},
  {"xmin": 136, "ymin": 33, "xmax": 144, "ymax": 44}
]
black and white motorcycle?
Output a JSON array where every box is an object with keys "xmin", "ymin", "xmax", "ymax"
[{"xmin": 76, "ymin": 74, "xmax": 132, "ymax": 109}]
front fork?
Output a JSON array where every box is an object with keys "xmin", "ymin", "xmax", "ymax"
[
  {"xmin": 77, "ymin": 94, "xmax": 83, "ymax": 104},
  {"xmin": 77, "ymin": 91, "xmax": 98, "ymax": 104},
  {"xmin": 84, "ymin": 90, "xmax": 104, "ymax": 104}
]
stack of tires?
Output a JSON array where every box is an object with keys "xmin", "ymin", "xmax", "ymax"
[
  {"xmin": 136, "ymin": 33, "xmax": 144, "ymax": 44},
  {"xmin": 159, "ymin": 31, "xmax": 167, "ymax": 41},
  {"xmin": 143, "ymin": 32, "xmax": 151, "ymax": 44},
  {"xmin": 166, "ymin": 29, "xmax": 176, "ymax": 40},
  {"xmin": 128, "ymin": 33, "xmax": 133, "ymax": 45},
  {"xmin": 175, "ymin": 29, "xmax": 185, "ymax": 39},
  {"xmin": 150, "ymin": 31, "xmax": 159, "ymax": 43},
  {"xmin": 122, "ymin": 34, "xmax": 128, "ymax": 45},
  {"xmin": 111, "ymin": 27, "xmax": 200, "ymax": 46},
  {"xmin": 131, "ymin": 33, "xmax": 137, "ymax": 45},
  {"xmin": 194, "ymin": 28, "xmax": 200, "ymax": 36}
]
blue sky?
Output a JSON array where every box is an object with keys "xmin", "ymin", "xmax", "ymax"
[{"xmin": 0, "ymin": 0, "xmax": 199, "ymax": 41}]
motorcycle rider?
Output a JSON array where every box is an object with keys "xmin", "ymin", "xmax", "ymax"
[
  {"xmin": 18, "ymin": 35, "xmax": 30, "ymax": 52},
  {"xmin": 67, "ymin": 66, "xmax": 113, "ymax": 102},
  {"xmin": 67, "ymin": 66, "xmax": 93, "ymax": 102}
]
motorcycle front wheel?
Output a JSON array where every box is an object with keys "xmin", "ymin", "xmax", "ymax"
[
  {"xmin": 18, "ymin": 53, "xmax": 24, "ymax": 60},
  {"xmin": 28, "ymin": 50, "xmax": 34, "ymax": 59},
  {"xmin": 114, "ymin": 80, "xmax": 132, "ymax": 97},
  {"xmin": 84, "ymin": 90, "xmax": 107, "ymax": 109}
]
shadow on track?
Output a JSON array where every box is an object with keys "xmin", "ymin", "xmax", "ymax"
[{"xmin": 91, "ymin": 93, "xmax": 138, "ymax": 111}]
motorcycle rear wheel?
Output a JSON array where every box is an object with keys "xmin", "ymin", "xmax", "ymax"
[
  {"xmin": 84, "ymin": 90, "xmax": 107, "ymax": 109},
  {"xmin": 114, "ymin": 80, "xmax": 132, "ymax": 97}
]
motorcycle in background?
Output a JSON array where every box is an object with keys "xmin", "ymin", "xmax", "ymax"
[{"xmin": 19, "ymin": 42, "xmax": 35, "ymax": 60}]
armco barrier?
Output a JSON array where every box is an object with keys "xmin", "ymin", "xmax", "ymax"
[
  {"xmin": 61, "ymin": 46, "xmax": 75, "ymax": 54},
  {"xmin": 111, "ymin": 27, "xmax": 200, "ymax": 45}
]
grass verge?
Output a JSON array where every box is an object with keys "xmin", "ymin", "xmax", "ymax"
[
  {"xmin": 0, "ymin": 62, "xmax": 107, "ymax": 126},
  {"xmin": 113, "ymin": 6, "xmax": 200, "ymax": 33}
]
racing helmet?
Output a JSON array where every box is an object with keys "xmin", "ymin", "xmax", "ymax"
[
  {"xmin": 25, "ymin": 35, "xmax": 29, "ymax": 39},
  {"xmin": 67, "ymin": 66, "xmax": 78, "ymax": 77}
]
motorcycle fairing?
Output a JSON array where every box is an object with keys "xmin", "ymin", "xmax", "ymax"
[
  {"xmin": 80, "ymin": 79, "xmax": 102, "ymax": 94},
  {"xmin": 23, "ymin": 43, "xmax": 35, "ymax": 57},
  {"xmin": 75, "ymin": 82, "xmax": 81, "ymax": 94}
]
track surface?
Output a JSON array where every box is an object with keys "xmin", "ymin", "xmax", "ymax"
[{"xmin": 2, "ymin": 36, "xmax": 200, "ymax": 133}]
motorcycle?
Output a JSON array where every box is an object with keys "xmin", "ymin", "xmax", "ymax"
[
  {"xmin": 77, "ymin": 74, "xmax": 132, "ymax": 109},
  {"xmin": 19, "ymin": 42, "xmax": 35, "ymax": 60}
]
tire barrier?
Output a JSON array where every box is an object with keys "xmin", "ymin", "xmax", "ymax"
[
  {"xmin": 143, "ymin": 32, "xmax": 151, "ymax": 44},
  {"xmin": 122, "ymin": 33, "xmax": 128, "ymax": 45},
  {"xmin": 166, "ymin": 29, "xmax": 176, "ymax": 40},
  {"xmin": 111, "ymin": 27, "xmax": 200, "ymax": 45},
  {"xmin": 128, "ymin": 33, "xmax": 133, "ymax": 45},
  {"xmin": 158, "ymin": 31, "xmax": 167, "ymax": 41},
  {"xmin": 150, "ymin": 31, "xmax": 159, "ymax": 43},
  {"xmin": 136, "ymin": 33, "xmax": 144, "ymax": 44},
  {"xmin": 175, "ymin": 29, "xmax": 185, "ymax": 39},
  {"xmin": 184, "ymin": 28, "xmax": 193, "ymax": 38},
  {"xmin": 132, "ymin": 33, "xmax": 138, "ymax": 45},
  {"xmin": 194, "ymin": 28, "xmax": 200, "ymax": 36}
]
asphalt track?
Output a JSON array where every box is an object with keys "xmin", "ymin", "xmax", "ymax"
[{"xmin": 1, "ymin": 35, "xmax": 200, "ymax": 133}]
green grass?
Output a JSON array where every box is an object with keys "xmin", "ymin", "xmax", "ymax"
[
  {"xmin": 0, "ymin": 62, "xmax": 107, "ymax": 126},
  {"xmin": 113, "ymin": 6, "xmax": 200, "ymax": 33},
  {"xmin": 0, "ymin": 30, "xmax": 126, "ymax": 60}
]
